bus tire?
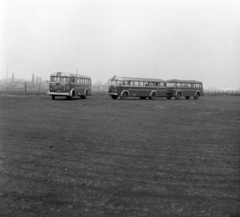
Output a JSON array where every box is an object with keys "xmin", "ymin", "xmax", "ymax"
[
  {"xmin": 52, "ymin": 95, "xmax": 55, "ymax": 100},
  {"xmin": 150, "ymin": 92, "xmax": 157, "ymax": 100},
  {"xmin": 194, "ymin": 92, "xmax": 200, "ymax": 100},
  {"xmin": 140, "ymin": 97, "xmax": 146, "ymax": 100},
  {"xmin": 121, "ymin": 91, "xmax": 128, "ymax": 100},
  {"xmin": 111, "ymin": 95, "xmax": 118, "ymax": 99},
  {"xmin": 167, "ymin": 96, "xmax": 172, "ymax": 100},
  {"xmin": 185, "ymin": 96, "xmax": 190, "ymax": 100},
  {"xmin": 67, "ymin": 96, "xmax": 72, "ymax": 100},
  {"xmin": 175, "ymin": 92, "xmax": 182, "ymax": 100},
  {"xmin": 81, "ymin": 90, "xmax": 88, "ymax": 99}
]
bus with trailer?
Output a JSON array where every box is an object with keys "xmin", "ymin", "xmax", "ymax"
[
  {"xmin": 108, "ymin": 76, "xmax": 167, "ymax": 100},
  {"xmin": 166, "ymin": 79, "xmax": 203, "ymax": 100},
  {"xmin": 47, "ymin": 72, "xmax": 91, "ymax": 100}
]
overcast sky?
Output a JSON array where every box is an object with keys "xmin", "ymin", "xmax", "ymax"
[{"xmin": 1, "ymin": 0, "xmax": 240, "ymax": 88}]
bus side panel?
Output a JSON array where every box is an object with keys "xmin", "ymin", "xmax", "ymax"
[
  {"xmin": 182, "ymin": 88, "xmax": 193, "ymax": 96},
  {"xmin": 157, "ymin": 88, "xmax": 167, "ymax": 97},
  {"xmin": 139, "ymin": 89, "xmax": 152, "ymax": 97},
  {"xmin": 128, "ymin": 87, "xmax": 148, "ymax": 97}
]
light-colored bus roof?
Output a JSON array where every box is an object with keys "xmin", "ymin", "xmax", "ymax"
[
  {"xmin": 166, "ymin": 79, "xmax": 202, "ymax": 84},
  {"xmin": 110, "ymin": 75, "xmax": 166, "ymax": 83},
  {"xmin": 50, "ymin": 72, "xmax": 91, "ymax": 79}
]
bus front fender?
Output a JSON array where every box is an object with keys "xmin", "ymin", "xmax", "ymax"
[
  {"xmin": 70, "ymin": 89, "xmax": 75, "ymax": 96},
  {"xmin": 84, "ymin": 88, "xmax": 88, "ymax": 96}
]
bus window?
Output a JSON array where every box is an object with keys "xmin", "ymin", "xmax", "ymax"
[
  {"xmin": 196, "ymin": 84, "xmax": 200, "ymax": 88},
  {"xmin": 159, "ymin": 82, "xmax": 164, "ymax": 87}
]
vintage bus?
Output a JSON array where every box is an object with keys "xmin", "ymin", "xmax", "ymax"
[
  {"xmin": 47, "ymin": 72, "xmax": 91, "ymax": 100},
  {"xmin": 108, "ymin": 76, "xmax": 167, "ymax": 100},
  {"xmin": 166, "ymin": 79, "xmax": 203, "ymax": 100}
]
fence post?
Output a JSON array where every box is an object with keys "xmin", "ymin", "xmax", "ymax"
[{"xmin": 25, "ymin": 83, "xmax": 26, "ymax": 94}]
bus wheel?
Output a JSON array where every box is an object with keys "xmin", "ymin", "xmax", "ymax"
[
  {"xmin": 67, "ymin": 96, "xmax": 72, "ymax": 100},
  {"xmin": 194, "ymin": 93, "xmax": 200, "ymax": 100},
  {"xmin": 121, "ymin": 91, "xmax": 128, "ymax": 100},
  {"xmin": 175, "ymin": 92, "xmax": 182, "ymax": 100},
  {"xmin": 52, "ymin": 95, "xmax": 55, "ymax": 100},
  {"xmin": 185, "ymin": 96, "xmax": 190, "ymax": 100},
  {"xmin": 167, "ymin": 96, "xmax": 172, "ymax": 100},
  {"xmin": 111, "ymin": 95, "xmax": 118, "ymax": 99},
  {"xmin": 81, "ymin": 91, "xmax": 88, "ymax": 99},
  {"xmin": 140, "ymin": 97, "xmax": 146, "ymax": 100},
  {"xmin": 150, "ymin": 92, "xmax": 157, "ymax": 100}
]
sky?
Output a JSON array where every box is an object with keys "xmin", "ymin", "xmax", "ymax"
[{"xmin": 1, "ymin": 0, "xmax": 240, "ymax": 89}]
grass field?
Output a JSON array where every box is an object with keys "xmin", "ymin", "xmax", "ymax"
[{"xmin": 0, "ymin": 95, "xmax": 239, "ymax": 217}]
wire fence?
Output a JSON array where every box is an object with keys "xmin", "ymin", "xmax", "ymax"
[
  {"xmin": 0, "ymin": 83, "xmax": 48, "ymax": 95},
  {"xmin": 0, "ymin": 83, "xmax": 109, "ymax": 96}
]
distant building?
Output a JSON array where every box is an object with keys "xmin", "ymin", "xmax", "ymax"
[{"xmin": 32, "ymin": 74, "xmax": 35, "ymax": 84}]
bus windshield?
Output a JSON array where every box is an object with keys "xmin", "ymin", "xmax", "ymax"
[
  {"xmin": 110, "ymin": 80, "xmax": 123, "ymax": 86},
  {"xmin": 50, "ymin": 76, "xmax": 70, "ymax": 83}
]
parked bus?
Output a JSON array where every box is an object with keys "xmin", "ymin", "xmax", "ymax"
[
  {"xmin": 108, "ymin": 76, "xmax": 167, "ymax": 100},
  {"xmin": 166, "ymin": 79, "xmax": 203, "ymax": 100},
  {"xmin": 47, "ymin": 72, "xmax": 91, "ymax": 100}
]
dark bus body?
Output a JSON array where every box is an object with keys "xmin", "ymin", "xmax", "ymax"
[
  {"xmin": 166, "ymin": 79, "xmax": 203, "ymax": 100},
  {"xmin": 108, "ymin": 76, "xmax": 167, "ymax": 100}
]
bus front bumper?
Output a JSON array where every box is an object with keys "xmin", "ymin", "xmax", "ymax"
[{"xmin": 47, "ymin": 91, "xmax": 70, "ymax": 96}]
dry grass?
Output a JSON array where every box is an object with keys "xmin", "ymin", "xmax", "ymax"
[{"xmin": 0, "ymin": 95, "xmax": 239, "ymax": 217}]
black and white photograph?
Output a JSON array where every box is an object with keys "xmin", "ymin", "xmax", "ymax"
[{"xmin": 0, "ymin": 0, "xmax": 240, "ymax": 216}]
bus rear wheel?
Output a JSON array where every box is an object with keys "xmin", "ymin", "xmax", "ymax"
[
  {"xmin": 81, "ymin": 91, "xmax": 88, "ymax": 99},
  {"xmin": 175, "ymin": 92, "xmax": 182, "ymax": 100},
  {"xmin": 194, "ymin": 93, "xmax": 200, "ymax": 100},
  {"xmin": 150, "ymin": 92, "xmax": 157, "ymax": 100},
  {"xmin": 185, "ymin": 96, "xmax": 190, "ymax": 100},
  {"xmin": 167, "ymin": 96, "xmax": 172, "ymax": 100},
  {"xmin": 121, "ymin": 91, "xmax": 128, "ymax": 100},
  {"xmin": 111, "ymin": 95, "xmax": 118, "ymax": 99},
  {"xmin": 52, "ymin": 95, "xmax": 55, "ymax": 100}
]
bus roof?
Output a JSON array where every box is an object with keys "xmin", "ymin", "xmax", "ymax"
[
  {"xmin": 110, "ymin": 75, "xmax": 166, "ymax": 83},
  {"xmin": 166, "ymin": 79, "xmax": 202, "ymax": 84},
  {"xmin": 50, "ymin": 72, "xmax": 91, "ymax": 79}
]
